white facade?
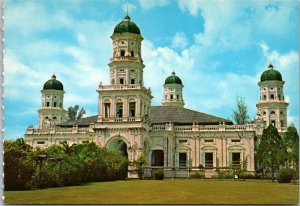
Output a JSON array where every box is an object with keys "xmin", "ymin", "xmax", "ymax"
[{"xmin": 25, "ymin": 15, "xmax": 289, "ymax": 178}]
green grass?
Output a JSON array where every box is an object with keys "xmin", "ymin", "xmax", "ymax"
[{"xmin": 4, "ymin": 179, "xmax": 299, "ymax": 204}]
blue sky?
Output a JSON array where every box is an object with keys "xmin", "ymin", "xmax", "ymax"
[{"xmin": 4, "ymin": 0, "xmax": 299, "ymax": 139}]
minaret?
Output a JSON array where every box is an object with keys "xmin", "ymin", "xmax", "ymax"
[
  {"xmin": 256, "ymin": 63, "xmax": 288, "ymax": 130},
  {"xmin": 38, "ymin": 74, "xmax": 66, "ymax": 128},
  {"xmin": 97, "ymin": 15, "xmax": 152, "ymax": 122},
  {"xmin": 162, "ymin": 71, "xmax": 185, "ymax": 107}
]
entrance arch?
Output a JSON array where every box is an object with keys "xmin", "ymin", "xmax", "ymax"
[{"xmin": 107, "ymin": 139, "xmax": 128, "ymax": 158}]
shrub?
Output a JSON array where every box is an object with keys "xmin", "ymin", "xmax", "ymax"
[
  {"xmin": 216, "ymin": 169, "xmax": 234, "ymax": 179},
  {"xmin": 239, "ymin": 172, "xmax": 256, "ymax": 179},
  {"xmin": 276, "ymin": 168, "xmax": 293, "ymax": 183},
  {"xmin": 153, "ymin": 169, "xmax": 164, "ymax": 180},
  {"xmin": 190, "ymin": 171, "xmax": 205, "ymax": 179}
]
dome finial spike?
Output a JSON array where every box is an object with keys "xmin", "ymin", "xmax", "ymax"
[
  {"xmin": 52, "ymin": 73, "xmax": 56, "ymax": 79},
  {"xmin": 268, "ymin": 62, "xmax": 273, "ymax": 69},
  {"xmin": 124, "ymin": 1, "xmax": 131, "ymax": 20}
]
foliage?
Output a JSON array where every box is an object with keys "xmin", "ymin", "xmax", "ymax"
[
  {"xmin": 4, "ymin": 139, "xmax": 128, "ymax": 190},
  {"xmin": 66, "ymin": 105, "xmax": 86, "ymax": 121},
  {"xmin": 134, "ymin": 155, "xmax": 146, "ymax": 179},
  {"xmin": 4, "ymin": 139, "xmax": 35, "ymax": 190},
  {"xmin": 190, "ymin": 171, "xmax": 205, "ymax": 179},
  {"xmin": 282, "ymin": 124, "xmax": 299, "ymax": 184},
  {"xmin": 276, "ymin": 168, "xmax": 293, "ymax": 183},
  {"xmin": 215, "ymin": 169, "xmax": 234, "ymax": 179},
  {"xmin": 231, "ymin": 96, "xmax": 250, "ymax": 125},
  {"xmin": 152, "ymin": 169, "xmax": 164, "ymax": 180},
  {"xmin": 257, "ymin": 124, "xmax": 283, "ymax": 182}
]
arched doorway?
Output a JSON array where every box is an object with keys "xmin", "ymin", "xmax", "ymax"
[
  {"xmin": 108, "ymin": 139, "xmax": 128, "ymax": 158},
  {"xmin": 151, "ymin": 150, "xmax": 164, "ymax": 166}
]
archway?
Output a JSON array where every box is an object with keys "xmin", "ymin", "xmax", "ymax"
[
  {"xmin": 108, "ymin": 139, "xmax": 128, "ymax": 158},
  {"xmin": 151, "ymin": 150, "xmax": 164, "ymax": 166}
]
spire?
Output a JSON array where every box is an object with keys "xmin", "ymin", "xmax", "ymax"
[
  {"xmin": 268, "ymin": 62, "xmax": 273, "ymax": 69},
  {"xmin": 124, "ymin": 3, "xmax": 131, "ymax": 20},
  {"xmin": 52, "ymin": 74, "xmax": 56, "ymax": 79}
]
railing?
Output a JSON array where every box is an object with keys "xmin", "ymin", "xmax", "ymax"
[
  {"xmin": 110, "ymin": 56, "xmax": 141, "ymax": 62},
  {"xmin": 98, "ymin": 84, "xmax": 151, "ymax": 95},
  {"xmin": 151, "ymin": 124, "xmax": 257, "ymax": 132},
  {"xmin": 27, "ymin": 126, "xmax": 92, "ymax": 135}
]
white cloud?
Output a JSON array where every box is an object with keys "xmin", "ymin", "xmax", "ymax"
[
  {"xmin": 138, "ymin": 0, "xmax": 170, "ymax": 10},
  {"xmin": 171, "ymin": 32, "xmax": 188, "ymax": 50},
  {"xmin": 122, "ymin": 3, "xmax": 137, "ymax": 14}
]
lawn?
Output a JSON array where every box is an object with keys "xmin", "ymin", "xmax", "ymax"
[{"xmin": 4, "ymin": 179, "xmax": 299, "ymax": 204}]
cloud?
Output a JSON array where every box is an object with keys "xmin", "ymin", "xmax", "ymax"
[
  {"xmin": 171, "ymin": 32, "xmax": 188, "ymax": 50},
  {"xmin": 138, "ymin": 0, "xmax": 170, "ymax": 10},
  {"xmin": 122, "ymin": 3, "xmax": 137, "ymax": 14}
]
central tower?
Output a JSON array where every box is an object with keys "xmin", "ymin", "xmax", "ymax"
[{"xmin": 95, "ymin": 15, "xmax": 152, "ymax": 170}]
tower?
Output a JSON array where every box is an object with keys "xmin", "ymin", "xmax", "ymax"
[
  {"xmin": 38, "ymin": 74, "xmax": 66, "ymax": 128},
  {"xmin": 256, "ymin": 64, "xmax": 288, "ymax": 130},
  {"xmin": 162, "ymin": 72, "xmax": 185, "ymax": 107},
  {"xmin": 97, "ymin": 14, "xmax": 152, "ymax": 122}
]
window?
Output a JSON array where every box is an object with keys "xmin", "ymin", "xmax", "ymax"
[
  {"xmin": 116, "ymin": 103, "xmax": 123, "ymax": 117},
  {"xmin": 104, "ymin": 103, "xmax": 110, "ymax": 118},
  {"xmin": 177, "ymin": 95, "xmax": 179, "ymax": 99},
  {"xmin": 46, "ymin": 102, "xmax": 50, "ymax": 107},
  {"xmin": 53, "ymin": 117, "xmax": 57, "ymax": 120},
  {"xmin": 270, "ymin": 94, "xmax": 274, "ymax": 100},
  {"xmin": 165, "ymin": 95, "xmax": 167, "ymax": 99},
  {"xmin": 60, "ymin": 103, "xmax": 62, "ymax": 107},
  {"xmin": 131, "ymin": 51, "xmax": 134, "ymax": 57},
  {"xmin": 170, "ymin": 94, "xmax": 173, "ymax": 100},
  {"xmin": 263, "ymin": 95, "xmax": 266, "ymax": 100},
  {"xmin": 231, "ymin": 152, "xmax": 240, "ymax": 166},
  {"xmin": 280, "ymin": 111, "xmax": 283, "ymax": 115},
  {"xmin": 119, "ymin": 78, "xmax": 124, "ymax": 85},
  {"xmin": 271, "ymin": 111, "xmax": 276, "ymax": 115},
  {"xmin": 271, "ymin": 120, "xmax": 276, "ymax": 127},
  {"xmin": 204, "ymin": 139, "xmax": 213, "ymax": 143},
  {"xmin": 82, "ymin": 140, "xmax": 89, "ymax": 144},
  {"xmin": 179, "ymin": 139, "xmax": 187, "ymax": 143},
  {"xmin": 121, "ymin": 41, "xmax": 124, "ymax": 44},
  {"xmin": 205, "ymin": 153, "xmax": 213, "ymax": 168},
  {"xmin": 37, "ymin": 141, "xmax": 45, "ymax": 144},
  {"xmin": 271, "ymin": 87, "xmax": 273, "ymax": 90},
  {"xmin": 263, "ymin": 111, "xmax": 266, "ymax": 115},
  {"xmin": 45, "ymin": 116, "xmax": 49, "ymax": 119},
  {"xmin": 131, "ymin": 79, "xmax": 135, "ymax": 84},
  {"xmin": 120, "ymin": 50, "xmax": 125, "ymax": 57},
  {"xmin": 54, "ymin": 102, "xmax": 57, "ymax": 107},
  {"xmin": 280, "ymin": 120, "xmax": 284, "ymax": 127},
  {"xmin": 54, "ymin": 96, "xmax": 56, "ymax": 98},
  {"xmin": 129, "ymin": 102, "xmax": 136, "ymax": 117},
  {"xmin": 231, "ymin": 139, "xmax": 240, "ymax": 143},
  {"xmin": 278, "ymin": 95, "xmax": 281, "ymax": 100},
  {"xmin": 179, "ymin": 153, "xmax": 187, "ymax": 167},
  {"xmin": 131, "ymin": 69, "xmax": 135, "ymax": 72}
]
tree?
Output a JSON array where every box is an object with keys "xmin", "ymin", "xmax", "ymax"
[
  {"xmin": 257, "ymin": 124, "xmax": 283, "ymax": 182},
  {"xmin": 231, "ymin": 96, "xmax": 250, "ymax": 125},
  {"xmin": 283, "ymin": 124, "xmax": 299, "ymax": 184},
  {"xmin": 66, "ymin": 105, "xmax": 86, "ymax": 121}
]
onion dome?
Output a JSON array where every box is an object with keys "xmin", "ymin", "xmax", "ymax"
[
  {"xmin": 113, "ymin": 15, "xmax": 141, "ymax": 35},
  {"xmin": 164, "ymin": 72, "xmax": 183, "ymax": 85},
  {"xmin": 260, "ymin": 63, "xmax": 283, "ymax": 82},
  {"xmin": 43, "ymin": 74, "xmax": 64, "ymax": 91}
]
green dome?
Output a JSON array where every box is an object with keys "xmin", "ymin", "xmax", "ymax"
[
  {"xmin": 260, "ymin": 64, "xmax": 283, "ymax": 82},
  {"xmin": 164, "ymin": 72, "xmax": 183, "ymax": 85},
  {"xmin": 113, "ymin": 15, "xmax": 141, "ymax": 35},
  {"xmin": 43, "ymin": 74, "xmax": 64, "ymax": 91}
]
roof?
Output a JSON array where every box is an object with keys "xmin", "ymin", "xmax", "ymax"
[
  {"xmin": 260, "ymin": 64, "xmax": 282, "ymax": 82},
  {"xmin": 113, "ymin": 15, "xmax": 141, "ymax": 35},
  {"xmin": 164, "ymin": 72, "xmax": 183, "ymax": 85},
  {"xmin": 43, "ymin": 74, "xmax": 64, "ymax": 91},
  {"xmin": 57, "ymin": 115, "xmax": 98, "ymax": 127},
  {"xmin": 56, "ymin": 107, "xmax": 232, "ymax": 127},
  {"xmin": 150, "ymin": 106, "xmax": 232, "ymax": 125}
]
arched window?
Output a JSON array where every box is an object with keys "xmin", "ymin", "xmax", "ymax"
[
  {"xmin": 54, "ymin": 102, "xmax": 57, "ymax": 107},
  {"xmin": 116, "ymin": 103, "xmax": 123, "ymax": 117},
  {"xmin": 53, "ymin": 117, "xmax": 57, "ymax": 120},
  {"xmin": 170, "ymin": 94, "xmax": 173, "ymax": 100},
  {"xmin": 131, "ymin": 51, "xmax": 134, "ymax": 57},
  {"xmin": 120, "ymin": 50, "xmax": 125, "ymax": 57},
  {"xmin": 129, "ymin": 102, "xmax": 136, "ymax": 117},
  {"xmin": 271, "ymin": 111, "xmax": 276, "ymax": 115}
]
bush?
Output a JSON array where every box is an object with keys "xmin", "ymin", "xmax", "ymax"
[
  {"xmin": 190, "ymin": 171, "xmax": 205, "ymax": 179},
  {"xmin": 153, "ymin": 169, "xmax": 164, "ymax": 180},
  {"xmin": 276, "ymin": 168, "xmax": 293, "ymax": 183},
  {"xmin": 216, "ymin": 169, "xmax": 234, "ymax": 179}
]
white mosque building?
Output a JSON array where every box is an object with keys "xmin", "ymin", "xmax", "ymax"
[{"xmin": 25, "ymin": 15, "xmax": 289, "ymax": 178}]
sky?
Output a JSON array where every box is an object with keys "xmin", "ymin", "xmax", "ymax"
[{"xmin": 4, "ymin": 0, "xmax": 299, "ymax": 139}]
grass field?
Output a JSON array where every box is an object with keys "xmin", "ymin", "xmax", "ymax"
[{"xmin": 4, "ymin": 179, "xmax": 299, "ymax": 204}]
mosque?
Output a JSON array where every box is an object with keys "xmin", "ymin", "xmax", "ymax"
[{"xmin": 25, "ymin": 15, "xmax": 289, "ymax": 178}]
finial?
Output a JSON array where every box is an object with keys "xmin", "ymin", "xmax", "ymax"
[
  {"xmin": 124, "ymin": 2, "xmax": 131, "ymax": 20},
  {"xmin": 52, "ymin": 74, "xmax": 56, "ymax": 79},
  {"xmin": 268, "ymin": 62, "xmax": 273, "ymax": 69},
  {"xmin": 172, "ymin": 70, "xmax": 175, "ymax": 75}
]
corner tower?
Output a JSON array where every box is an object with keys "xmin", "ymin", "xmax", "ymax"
[
  {"xmin": 38, "ymin": 74, "xmax": 66, "ymax": 128},
  {"xmin": 162, "ymin": 72, "xmax": 185, "ymax": 107},
  {"xmin": 256, "ymin": 64, "xmax": 288, "ymax": 130}
]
